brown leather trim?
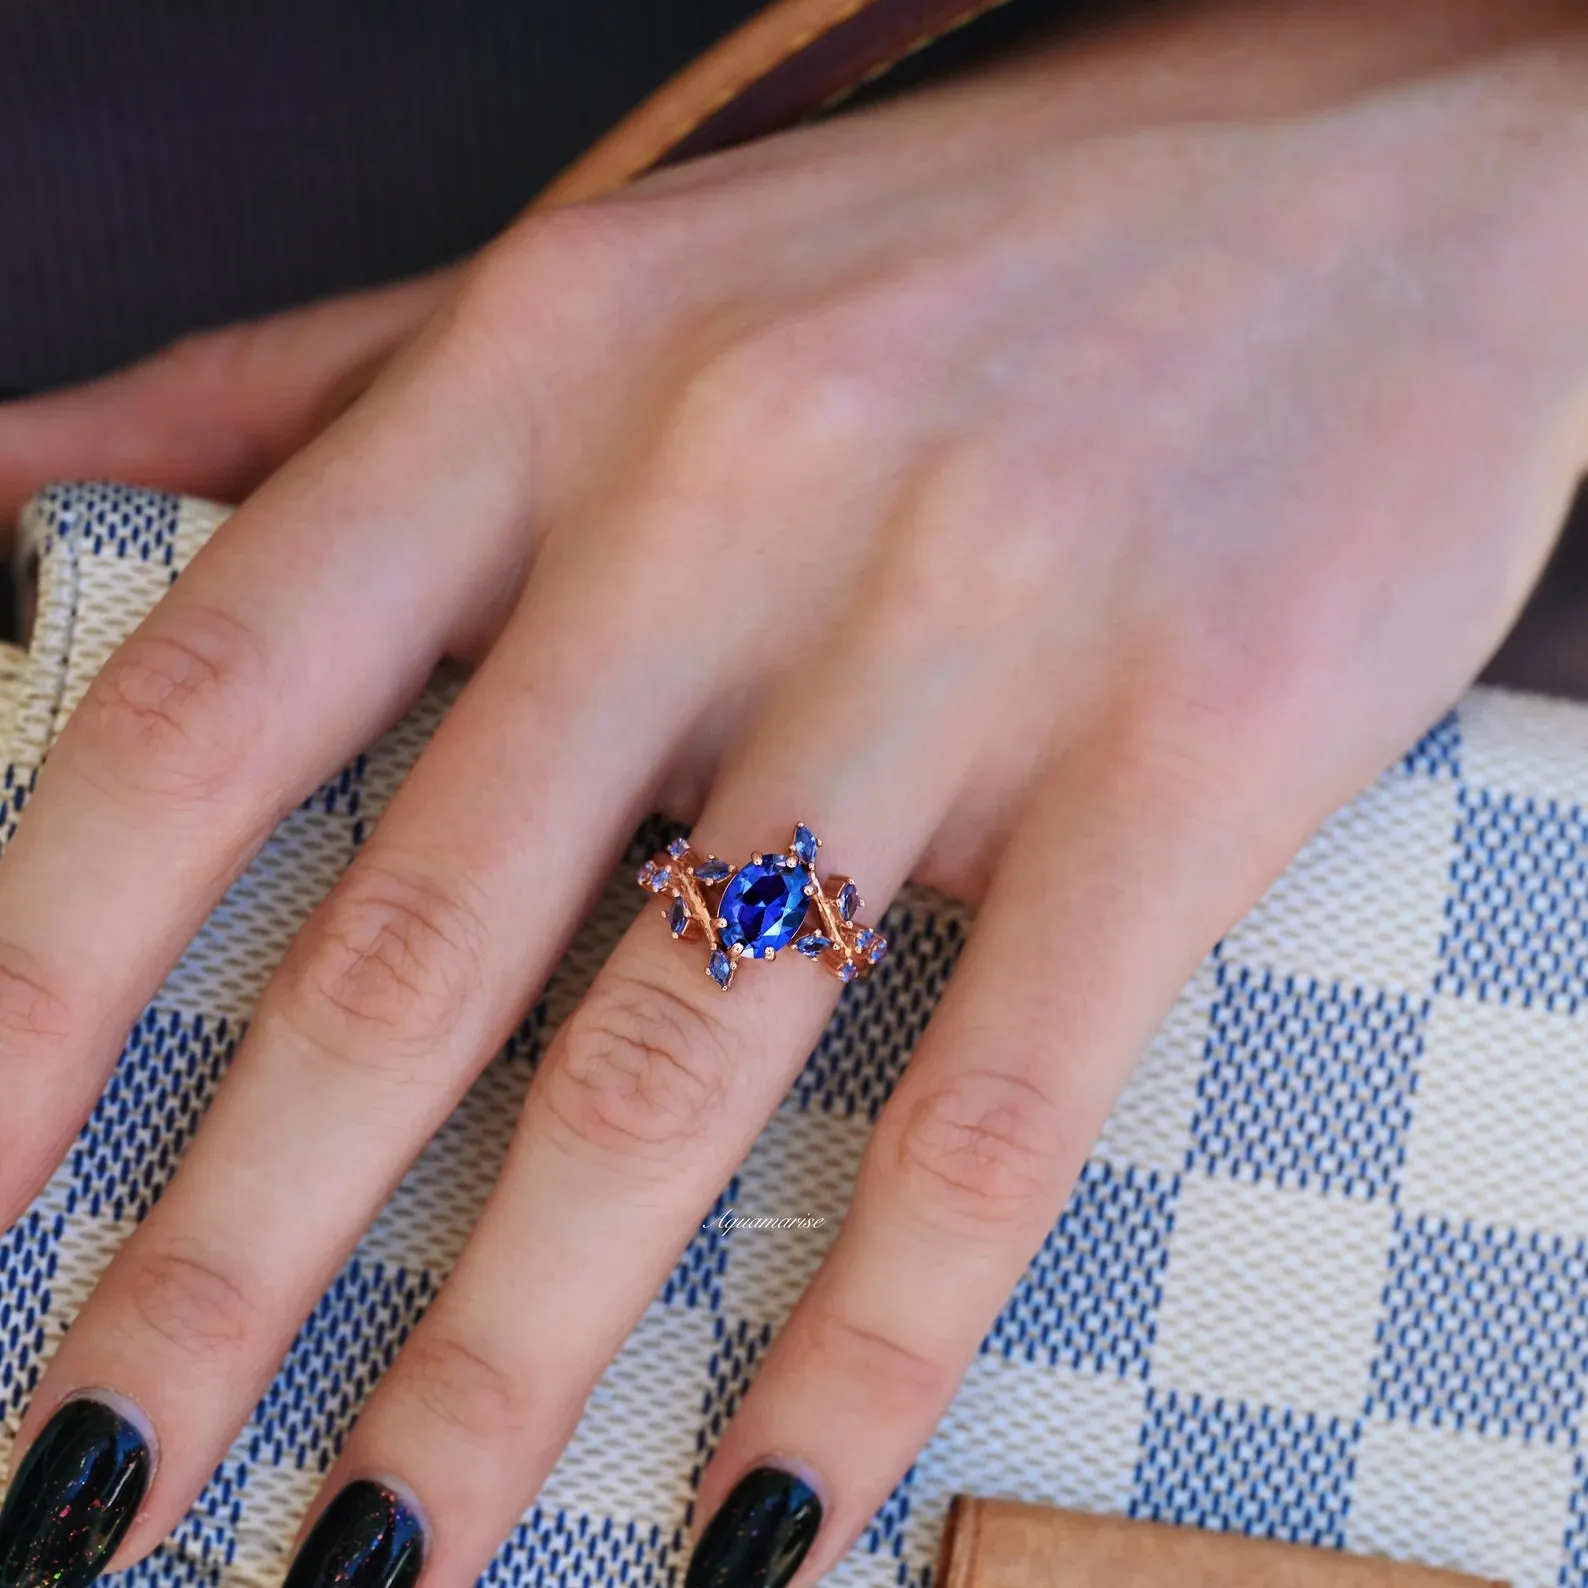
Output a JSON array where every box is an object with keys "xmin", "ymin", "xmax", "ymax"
[
  {"xmin": 935, "ymin": 1499, "xmax": 1507, "ymax": 1588},
  {"xmin": 537, "ymin": 0, "xmax": 1018, "ymax": 207}
]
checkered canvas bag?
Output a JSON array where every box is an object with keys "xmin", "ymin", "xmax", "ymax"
[{"xmin": 3, "ymin": 481, "xmax": 1588, "ymax": 1586}]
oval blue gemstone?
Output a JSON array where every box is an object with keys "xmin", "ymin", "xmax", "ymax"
[{"xmin": 719, "ymin": 858, "xmax": 811, "ymax": 958}]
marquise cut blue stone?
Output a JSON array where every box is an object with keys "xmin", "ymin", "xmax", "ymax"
[
  {"xmin": 836, "ymin": 880, "xmax": 860, "ymax": 923},
  {"xmin": 668, "ymin": 896, "xmax": 689, "ymax": 937},
  {"xmin": 795, "ymin": 933, "xmax": 831, "ymax": 959},
  {"xmin": 707, "ymin": 950, "xmax": 734, "ymax": 989},
  {"xmin": 695, "ymin": 858, "xmax": 733, "ymax": 884},
  {"xmin": 719, "ymin": 857, "xmax": 811, "ymax": 957},
  {"xmin": 792, "ymin": 824, "xmax": 819, "ymax": 866}
]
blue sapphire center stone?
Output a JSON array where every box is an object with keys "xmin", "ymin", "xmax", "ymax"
[{"xmin": 718, "ymin": 857, "xmax": 811, "ymax": 958}]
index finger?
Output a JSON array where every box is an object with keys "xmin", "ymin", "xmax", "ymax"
[{"xmin": 0, "ymin": 300, "xmax": 537, "ymax": 1224}]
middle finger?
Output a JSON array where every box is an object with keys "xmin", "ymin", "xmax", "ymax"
[{"xmin": 0, "ymin": 290, "xmax": 535, "ymax": 1228}]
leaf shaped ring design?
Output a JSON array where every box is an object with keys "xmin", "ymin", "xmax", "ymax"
[{"xmin": 636, "ymin": 823, "xmax": 888, "ymax": 991}]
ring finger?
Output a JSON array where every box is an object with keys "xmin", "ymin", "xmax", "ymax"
[{"xmin": 686, "ymin": 726, "xmax": 1300, "ymax": 1586}]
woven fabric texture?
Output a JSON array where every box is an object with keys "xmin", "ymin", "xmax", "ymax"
[{"xmin": 3, "ymin": 482, "xmax": 1587, "ymax": 1585}]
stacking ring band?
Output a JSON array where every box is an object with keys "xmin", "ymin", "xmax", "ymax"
[{"xmin": 637, "ymin": 822, "xmax": 889, "ymax": 991}]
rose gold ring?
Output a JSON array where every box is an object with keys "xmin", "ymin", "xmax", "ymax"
[{"xmin": 637, "ymin": 822, "xmax": 888, "ymax": 992}]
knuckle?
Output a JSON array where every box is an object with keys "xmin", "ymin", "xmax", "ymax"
[
  {"xmin": 496, "ymin": 199, "xmax": 650, "ymax": 277},
  {"xmin": 0, "ymin": 942, "xmax": 75, "ymax": 1049},
  {"xmin": 1121, "ymin": 605, "xmax": 1332, "ymax": 811},
  {"xmin": 463, "ymin": 201, "xmax": 662, "ymax": 338},
  {"xmin": 400, "ymin": 1330, "xmax": 534, "ymax": 1442},
  {"xmin": 1098, "ymin": 668, "xmax": 1252, "ymax": 829},
  {"xmin": 882, "ymin": 440, "xmax": 1076, "ymax": 644},
  {"xmin": 76, "ymin": 607, "xmax": 271, "ymax": 807},
  {"xmin": 671, "ymin": 315, "xmax": 878, "ymax": 467},
  {"xmin": 123, "ymin": 1246, "xmax": 259, "ymax": 1360},
  {"xmin": 803, "ymin": 1304, "xmax": 958, "ymax": 1420},
  {"xmin": 286, "ymin": 860, "xmax": 486, "ymax": 1057},
  {"xmin": 542, "ymin": 970, "xmax": 735, "ymax": 1157},
  {"xmin": 432, "ymin": 200, "xmax": 677, "ymax": 445},
  {"xmin": 885, "ymin": 1069, "xmax": 1066, "ymax": 1230}
]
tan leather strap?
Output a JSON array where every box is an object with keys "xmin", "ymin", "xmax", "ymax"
[
  {"xmin": 539, "ymin": 0, "xmax": 1019, "ymax": 205},
  {"xmin": 935, "ymin": 1499, "xmax": 1507, "ymax": 1588}
]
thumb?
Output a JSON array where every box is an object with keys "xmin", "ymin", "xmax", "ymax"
[{"xmin": 0, "ymin": 265, "xmax": 461, "ymax": 529}]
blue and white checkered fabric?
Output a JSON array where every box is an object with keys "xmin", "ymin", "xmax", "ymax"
[{"xmin": 4, "ymin": 482, "xmax": 1588, "ymax": 1586}]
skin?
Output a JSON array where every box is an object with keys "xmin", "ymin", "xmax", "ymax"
[{"xmin": 3, "ymin": 1, "xmax": 1588, "ymax": 1582}]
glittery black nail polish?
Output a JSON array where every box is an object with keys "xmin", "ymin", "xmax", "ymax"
[
  {"xmin": 0, "ymin": 1396, "xmax": 152, "ymax": 1588},
  {"xmin": 685, "ymin": 1466, "xmax": 822, "ymax": 1588},
  {"xmin": 284, "ymin": 1481, "xmax": 425, "ymax": 1588}
]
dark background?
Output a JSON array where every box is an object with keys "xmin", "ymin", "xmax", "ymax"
[
  {"xmin": 0, "ymin": 0, "xmax": 1080, "ymax": 396},
  {"xmin": 0, "ymin": 0, "xmax": 766, "ymax": 394}
]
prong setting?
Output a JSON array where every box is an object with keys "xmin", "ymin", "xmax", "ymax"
[{"xmin": 639, "ymin": 824, "xmax": 886, "ymax": 990}]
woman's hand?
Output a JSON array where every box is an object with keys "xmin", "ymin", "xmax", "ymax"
[{"xmin": 1, "ymin": 5, "xmax": 1587, "ymax": 1586}]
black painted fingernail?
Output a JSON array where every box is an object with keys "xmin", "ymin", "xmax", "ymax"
[
  {"xmin": 284, "ymin": 1481, "xmax": 425, "ymax": 1588},
  {"xmin": 0, "ymin": 1395, "xmax": 152, "ymax": 1588},
  {"xmin": 685, "ymin": 1466, "xmax": 822, "ymax": 1588}
]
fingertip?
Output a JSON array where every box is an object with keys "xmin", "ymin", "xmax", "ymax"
[
  {"xmin": 685, "ymin": 1459, "xmax": 827, "ymax": 1588},
  {"xmin": 284, "ymin": 1475, "xmax": 429, "ymax": 1588},
  {"xmin": 0, "ymin": 1387, "xmax": 159, "ymax": 1586}
]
